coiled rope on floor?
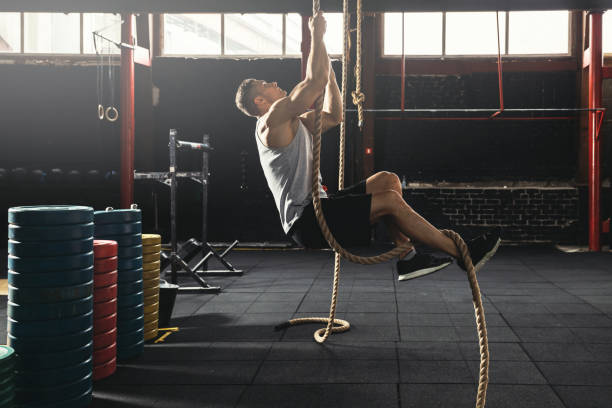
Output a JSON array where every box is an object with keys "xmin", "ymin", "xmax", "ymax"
[{"xmin": 275, "ymin": 1, "xmax": 489, "ymax": 406}]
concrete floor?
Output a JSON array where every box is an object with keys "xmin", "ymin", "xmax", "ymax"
[{"xmin": 2, "ymin": 246, "xmax": 612, "ymax": 407}]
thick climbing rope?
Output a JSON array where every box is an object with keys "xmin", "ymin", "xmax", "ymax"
[
  {"xmin": 351, "ymin": 0, "xmax": 365, "ymax": 129},
  {"xmin": 276, "ymin": 2, "xmax": 490, "ymax": 406}
]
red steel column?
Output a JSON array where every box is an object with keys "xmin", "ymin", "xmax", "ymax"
[
  {"xmin": 120, "ymin": 14, "xmax": 135, "ymax": 209},
  {"xmin": 588, "ymin": 11, "xmax": 603, "ymax": 251}
]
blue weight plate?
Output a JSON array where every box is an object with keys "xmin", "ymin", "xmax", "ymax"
[
  {"xmin": 117, "ymin": 256, "xmax": 143, "ymax": 271},
  {"xmin": 8, "ymin": 327, "xmax": 93, "ymax": 354},
  {"xmin": 8, "ymin": 281, "xmax": 93, "ymax": 304},
  {"xmin": 95, "ymin": 233, "xmax": 142, "ymax": 247},
  {"xmin": 117, "ymin": 315, "xmax": 144, "ymax": 334},
  {"xmin": 14, "ymin": 357, "xmax": 91, "ymax": 387},
  {"xmin": 8, "ymin": 295, "xmax": 93, "ymax": 321},
  {"xmin": 116, "ymin": 339, "xmax": 144, "ymax": 362},
  {"xmin": 27, "ymin": 386, "xmax": 92, "ymax": 408},
  {"xmin": 8, "ymin": 237, "xmax": 94, "ymax": 258},
  {"xmin": 94, "ymin": 222, "xmax": 142, "ymax": 237},
  {"xmin": 117, "ymin": 328, "xmax": 144, "ymax": 347},
  {"xmin": 15, "ymin": 341, "xmax": 93, "ymax": 371},
  {"xmin": 117, "ymin": 267, "xmax": 143, "ymax": 283},
  {"xmin": 118, "ymin": 279, "xmax": 143, "ymax": 296},
  {"xmin": 94, "ymin": 209, "xmax": 141, "ymax": 225},
  {"xmin": 8, "ymin": 310, "xmax": 93, "ymax": 337},
  {"xmin": 117, "ymin": 244, "xmax": 143, "ymax": 259},
  {"xmin": 15, "ymin": 373, "xmax": 91, "ymax": 405},
  {"xmin": 8, "ymin": 266, "xmax": 93, "ymax": 289},
  {"xmin": 8, "ymin": 223, "xmax": 94, "ymax": 242},
  {"xmin": 117, "ymin": 302, "xmax": 144, "ymax": 321},
  {"xmin": 9, "ymin": 206, "xmax": 93, "ymax": 226},
  {"xmin": 117, "ymin": 291, "xmax": 143, "ymax": 309},
  {"xmin": 8, "ymin": 252, "xmax": 93, "ymax": 274}
]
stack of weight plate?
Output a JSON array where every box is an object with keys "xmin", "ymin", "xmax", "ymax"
[
  {"xmin": 142, "ymin": 234, "xmax": 161, "ymax": 341},
  {"xmin": 0, "ymin": 346, "xmax": 15, "ymax": 408},
  {"xmin": 93, "ymin": 240, "xmax": 118, "ymax": 380},
  {"xmin": 94, "ymin": 208, "xmax": 144, "ymax": 361},
  {"xmin": 7, "ymin": 205, "xmax": 94, "ymax": 408}
]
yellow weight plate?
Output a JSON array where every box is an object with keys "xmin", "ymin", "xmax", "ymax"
[
  {"xmin": 143, "ymin": 286, "xmax": 159, "ymax": 298},
  {"xmin": 142, "ymin": 234, "xmax": 161, "ymax": 245},
  {"xmin": 144, "ymin": 319, "xmax": 158, "ymax": 333},
  {"xmin": 144, "ymin": 311, "xmax": 158, "ymax": 324},
  {"xmin": 143, "ymin": 302, "xmax": 159, "ymax": 314},
  {"xmin": 142, "ymin": 252, "xmax": 159, "ymax": 263},
  {"xmin": 142, "ymin": 244, "xmax": 161, "ymax": 255},
  {"xmin": 144, "ymin": 292, "xmax": 159, "ymax": 304},
  {"xmin": 143, "ymin": 269, "xmax": 159, "ymax": 280},
  {"xmin": 143, "ymin": 327, "xmax": 158, "ymax": 341},
  {"xmin": 143, "ymin": 277, "xmax": 160, "ymax": 290},
  {"xmin": 143, "ymin": 260, "xmax": 161, "ymax": 271}
]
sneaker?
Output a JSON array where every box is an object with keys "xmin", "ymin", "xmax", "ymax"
[
  {"xmin": 458, "ymin": 233, "xmax": 501, "ymax": 273},
  {"xmin": 397, "ymin": 253, "xmax": 453, "ymax": 281}
]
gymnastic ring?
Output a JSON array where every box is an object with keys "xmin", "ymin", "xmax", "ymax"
[
  {"xmin": 98, "ymin": 104, "xmax": 105, "ymax": 120},
  {"xmin": 105, "ymin": 106, "xmax": 119, "ymax": 122}
]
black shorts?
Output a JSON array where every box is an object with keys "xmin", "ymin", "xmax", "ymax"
[{"xmin": 288, "ymin": 180, "xmax": 372, "ymax": 249}]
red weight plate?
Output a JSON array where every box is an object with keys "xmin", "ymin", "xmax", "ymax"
[
  {"xmin": 94, "ymin": 270, "xmax": 118, "ymax": 288},
  {"xmin": 94, "ymin": 283, "xmax": 117, "ymax": 303},
  {"xmin": 94, "ymin": 298, "xmax": 117, "ymax": 319},
  {"xmin": 93, "ymin": 342, "xmax": 116, "ymax": 365},
  {"xmin": 94, "ymin": 256, "xmax": 118, "ymax": 274},
  {"xmin": 93, "ymin": 240, "xmax": 118, "ymax": 259},
  {"xmin": 94, "ymin": 312, "xmax": 117, "ymax": 335},
  {"xmin": 94, "ymin": 327, "xmax": 117, "ymax": 350},
  {"xmin": 93, "ymin": 357, "xmax": 117, "ymax": 381}
]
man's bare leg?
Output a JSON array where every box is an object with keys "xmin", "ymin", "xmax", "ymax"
[{"xmin": 370, "ymin": 190, "xmax": 460, "ymax": 259}]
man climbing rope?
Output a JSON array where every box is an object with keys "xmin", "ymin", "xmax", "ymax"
[{"xmin": 235, "ymin": 11, "xmax": 500, "ymax": 280}]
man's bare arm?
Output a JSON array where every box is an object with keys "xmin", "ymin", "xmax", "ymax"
[{"xmin": 301, "ymin": 63, "xmax": 343, "ymax": 134}]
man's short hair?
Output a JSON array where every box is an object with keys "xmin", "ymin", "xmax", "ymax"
[{"xmin": 235, "ymin": 78, "xmax": 260, "ymax": 117}]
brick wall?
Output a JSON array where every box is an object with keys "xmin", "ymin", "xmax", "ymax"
[{"xmin": 402, "ymin": 185, "xmax": 580, "ymax": 243}]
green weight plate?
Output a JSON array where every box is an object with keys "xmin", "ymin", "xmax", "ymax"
[
  {"xmin": 0, "ymin": 396, "xmax": 15, "ymax": 408},
  {"xmin": 27, "ymin": 386, "xmax": 92, "ymax": 408},
  {"xmin": 8, "ymin": 295, "xmax": 93, "ymax": 322},
  {"xmin": 0, "ymin": 375, "xmax": 14, "ymax": 392},
  {"xmin": 8, "ymin": 237, "xmax": 94, "ymax": 258},
  {"xmin": 117, "ymin": 291, "xmax": 143, "ymax": 309},
  {"xmin": 0, "ymin": 384, "xmax": 14, "ymax": 404},
  {"xmin": 8, "ymin": 252, "xmax": 93, "ymax": 274},
  {"xmin": 8, "ymin": 327, "xmax": 93, "ymax": 354},
  {"xmin": 118, "ymin": 279, "xmax": 143, "ymax": 296},
  {"xmin": 15, "ymin": 373, "xmax": 91, "ymax": 405},
  {"xmin": 0, "ymin": 347, "xmax": 15, "ymax": 366},
  {"xmin": 8, "ymin": 310, "xmax": 93, "ymax": 337},
  {"xmin": 117, "ymin": 244, "xmax": 142, "ymax": 259},
  {"xmin": 8, "ymin": 223, "xmax": 94, "ymax": 242},
  {"xmin": 94, "ymin": 209, "xmax": 141, "ymax": 225},
  {"xmin": 9, "ymin": 206, "xmax": 93, "ymax": 226},
  {"xmin": 117, "ymin": 267, "xmax": 143, "ymax": 283},
  {"xmin": 118, "ymin": 302, "xmax": 144, "ymax": 321},
  {"xmin": 117, "ymin": 315, "xmax": 144, "ymax": 334},
  {"xmin": 15, "ymin": 357, "xmax": 91, "ymax": 387},
  {"xmin": 8, "ymin": 281, "xmax": 93, "ymax": 304},
  {"xmin": 8, "ymin": 266, "xmax": 93, "ymax": 288},
  {"xmin": 117, "ymin": 256, "xmax": 143, "ymax": 271},
  {"xmin": 15, "ymin": 342, "xmax": 93, "ymax": 371},
  {"xmin": 94, "ymin": 222, "xmax": 142, "ymax": 237},
  {"xmin": 0, "ymin": 366, "xmax": 14, "ymax": 382},
  {"xmin": 116, "ymin": 339, "xmax": 144, "ymax": 361},
  {"xmin": 117, "ymin": 328, "xmax": 144, "ymax": 349},
  {"xmin": 95, "ymin": 233, "xmax": 141, "ymax": 247}
]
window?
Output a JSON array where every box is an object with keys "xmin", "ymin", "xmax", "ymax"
[
  {"xmin": 162, "ymin": 13, "xmax": 343, "ymax": 57},
  {"xmin": 24, "ymin": 13, "xmax": 80, "ymax": 54},
  {"xmin": 384, "ymin": 10, "xmax": 569, "ymax": 56},
  {"xmin": 83, "ymin": 13, "xmax": 122, "ymax": 54},
  {"xmin": 604, "ymin": 10, "xmax": 611, "ymax": 54},
  {"xmin": 0, "ymin": 13, "xmax": 20, "ymax": 52}
]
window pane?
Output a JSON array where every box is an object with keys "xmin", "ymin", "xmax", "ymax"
[
  {"xmin": 446, "ymin": 12, "xmax": 506, "ymax": 55},
  {"xmin": 0, "ymin": 13, "xmax": 20, "ymax": 53},
  {"xmin": 164, "ymin": 14, "xmax": 221, "ymax": 55},
  {"xmin": 508, "ymin": 11, "xmax": 568, "ymax": 54},
  {"xmin": 83, "ymin": 13, "xmax": 121, "ymax": 54},
  {"xmin": 323, "ymin": 13, "xmax": 343, "ymax": 55},
  {"xmin": 604, "ymin": 10, "xmax": 612, "ymax": 54},
  {"xmin": 225, "ymin": 14, "xmax": 282, "ymax": 55},
  {"xmin": 384, "ymin": 12, "xmax": 442, "ymax": 55},
  {"xmin": 24, "ymin": 13, "xmax": 80, "ymax": 54},
  {"xmin": 286, "ymin": 13, "xmax": 301, "ymax": 55}
]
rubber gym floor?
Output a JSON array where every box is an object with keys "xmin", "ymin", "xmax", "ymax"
[{"xmin": 1, "ymin": 246, "xmax": 611, "ymax": 408}]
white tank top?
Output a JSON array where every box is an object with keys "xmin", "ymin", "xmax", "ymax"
[{"xmin": 255, "ymin": 117, "xmax": 327, "ymax": 233}]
